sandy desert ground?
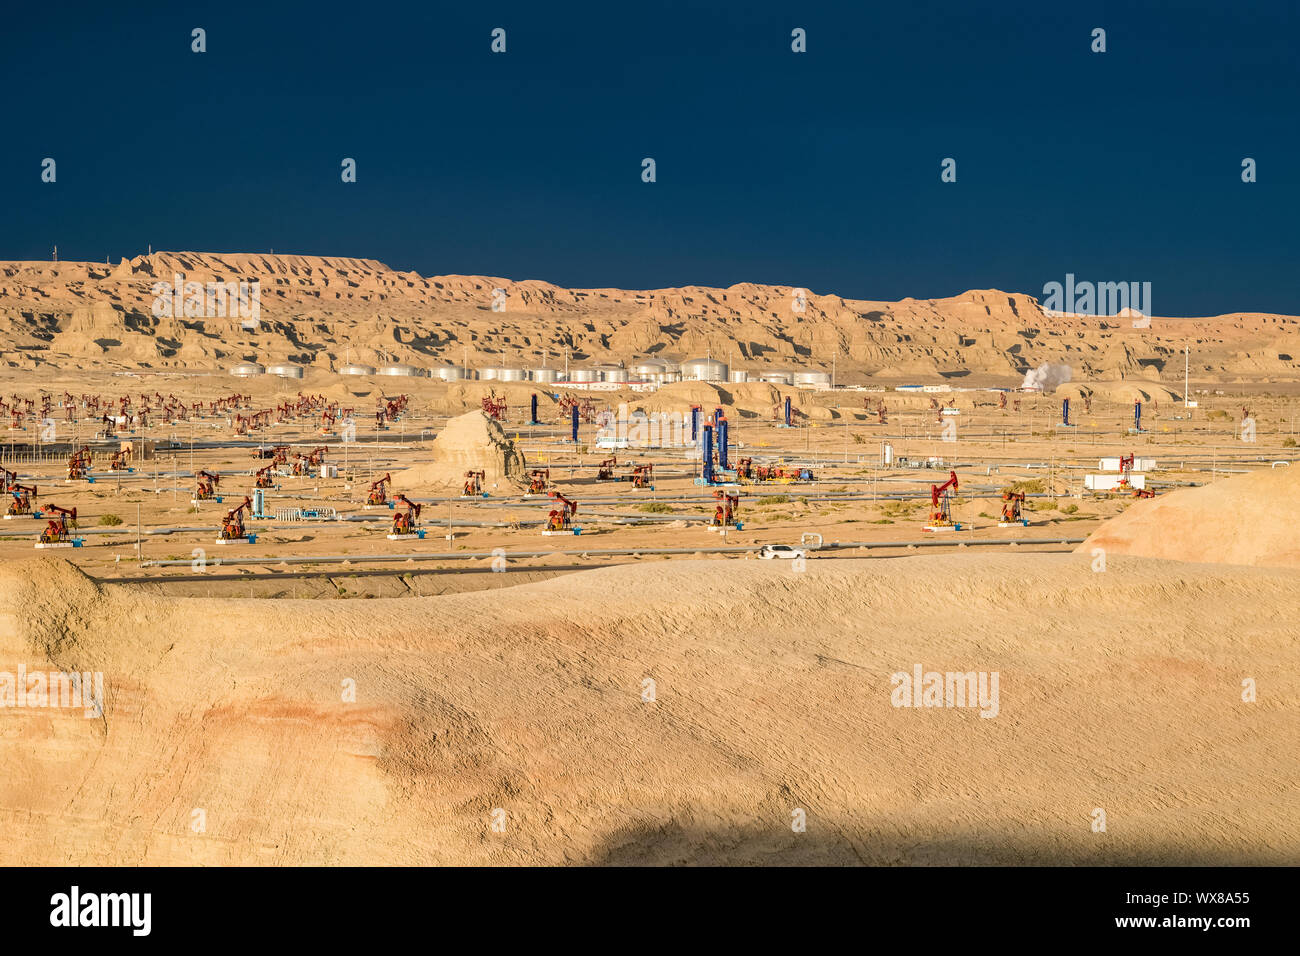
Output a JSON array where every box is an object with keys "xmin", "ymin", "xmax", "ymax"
[{"xmin": 0, "ymin": 254, "xmax": 1297, "ymax": 865}]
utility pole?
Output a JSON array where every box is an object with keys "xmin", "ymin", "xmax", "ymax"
[{"xmin": 1184, "ymin": 344, "xmax": 1190, "ymax": 406}]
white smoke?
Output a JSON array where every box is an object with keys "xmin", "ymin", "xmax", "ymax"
[{"xmin": 1021, "ymin": 363, "xmax": 1073, "ymax": 393}]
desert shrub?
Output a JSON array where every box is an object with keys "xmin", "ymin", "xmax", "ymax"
[
  {"xmin": 1004, "ymin": 478, "xmax": 1046, "ymax": 494},
  {"xmin": 98, "ymin": 514, "xmax": 123, "ymax": 526}
]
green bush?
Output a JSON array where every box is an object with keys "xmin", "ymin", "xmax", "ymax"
[
  {"xmin": 1004, "ymin": 478, "xmax": 1046, "ymax": 494},
  {"xmin": 638, "ymin": 502, "xmax": 673, "ymax": 513},
  {"xmin": 98, "ymin": 514, "xmax": 124, "ymax": 526}
]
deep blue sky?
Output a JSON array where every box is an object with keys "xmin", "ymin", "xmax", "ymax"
[{"xmin": 3, "ymin": 1, "xmax": 1296, "ymax": 315}]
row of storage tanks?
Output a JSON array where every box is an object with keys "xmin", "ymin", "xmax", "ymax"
[{"xmin": 229, "ymin": 357, "xmax": 834, "ymax": 387}]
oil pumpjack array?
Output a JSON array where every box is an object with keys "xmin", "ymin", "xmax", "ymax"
[{"xmin": 0, "ymin": 381, "xmax": 1183, "ymax": 570}]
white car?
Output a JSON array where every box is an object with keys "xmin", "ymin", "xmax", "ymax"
[{"xmin": 759, "ymin": 544, "xmax": 807, "ymax": 560}]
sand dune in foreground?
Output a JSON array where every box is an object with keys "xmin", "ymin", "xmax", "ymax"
[
  {"xmin": 0, "ymin": 553, "xmax": 1294, "ymax": 865},
  {"xmin": 1080, "ymin": 466, "xmax": 1300, "ymax": 568}
]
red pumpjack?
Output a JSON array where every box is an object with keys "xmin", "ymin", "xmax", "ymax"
[
  {"xmin": 195, "ymin": 470, "xmax": 221, "ymax": 500},
  {"xmin": 40, "ymin": 504, "xmax": 77, "ymax": 544},
  {"xmin": 7, "ymin": 484, "xmax": 37, "ymax": 516},
  {"xmin": 391, "ymin": 494, "xmax": 421, "ymax": 535},
  {"xmin": 1116, "ymin": 454, "xmax": 1136, "ymax": 491},
  {"xmin": 711, "ymin": 490, "xmax": 739, "ymax": 529},
  {"xmin": 1000, "ymin": 490, "xmax": 1025, "ymax": 526},
  {"xmin": 546, "ymin": 491, "xmax": 576, "ymax": 532},
  {"xmin": 220, "ymin": 497, "xmax": 253, "ymax": 540},
  {"xmin": 367, "ymin": 473, "xmax": 392, "ymax": 506},
  {"xmin": 67, "ymin": 446, "xmax": 91, "ymax": 480},
  {"xmin": 926, "ymin": 470, "xmax": 959, "ymax": 531}
]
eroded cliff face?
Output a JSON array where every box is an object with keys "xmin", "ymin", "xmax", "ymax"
[{"xmin": 1, "ymin": 252, "xmax": 1297, "ymax": 382}]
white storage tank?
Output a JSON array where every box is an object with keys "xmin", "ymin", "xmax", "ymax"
[
  {"xmin": 793, "ymin": 370, "xmax": 833, "ymax": 388},
  {"xmin": 681, "ymin": 357, "xmax": 729, "ymax": 382},
  {"xmin": 435, "ymin": 366, "xmax": 475, "ymax": 382},
  {"xmin": 728, "ymin": 369, "xmax": 749, "ymax": 383},
  {"xmin": 633, "ymin": 358, "xmax": 679, "ymax": 381},
  {"xmin": 378, "ymin": 364, "xmax": 426, "ymax": 377},
  {"xmin": 229, "ymin": 362, "xmax": 266, "ymax": 377},
  {"xmin": 569, "ymin": 368, "xmax": 599, "ymax": 383},
  {"xmin": 599, "ymin": 366, "xmax": 630, "ymax": 383},
  {"xmin": 531, "ymin": 368, "xmax": 560, "ymax": 384},
  {"xmin": 267, "ymin": 364, "xmax": 305, "ymax": 379},
  {"xmin": 339, "ymin": 363, "xmax": 377, "ymax": 376},
  {"xmin": 759, "ymin": 370, "xmax": 795, "ymax": 385},
  {"xmin": 482, "ymin": 366, "xmax": 527, "ymax": 382}
]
